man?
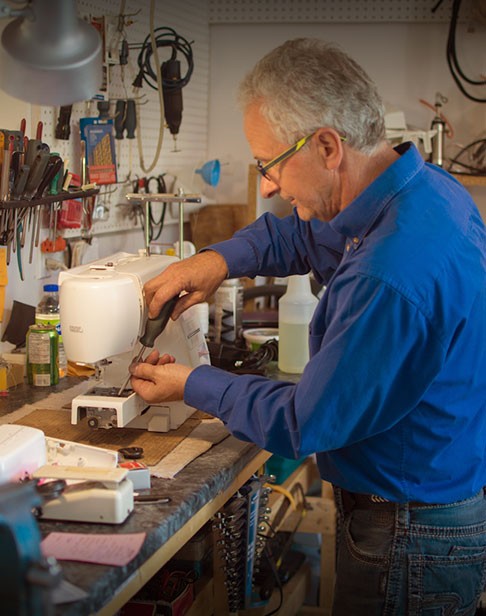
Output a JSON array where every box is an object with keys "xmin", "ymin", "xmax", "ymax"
[{"xmin": 130, "ymin": 39, "xmax": 486, "ymax": 614}]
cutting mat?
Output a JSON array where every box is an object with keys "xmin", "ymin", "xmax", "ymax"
[{"xmin": 14, "ymin": 409, "xmax": 211, "ymax": 466}]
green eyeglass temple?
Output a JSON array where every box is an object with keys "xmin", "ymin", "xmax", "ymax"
[
  {"xmin": 257, "ymin": 133, "xmax": 315, "ymax": 179},
  {"xmin": 257, "ymin": 131, "xmax": 347, "ymax": 179}
]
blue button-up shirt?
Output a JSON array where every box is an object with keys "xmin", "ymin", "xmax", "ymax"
[{"xmin": 185, "ymin": 142, "xmax": 486, "ymax": 503}]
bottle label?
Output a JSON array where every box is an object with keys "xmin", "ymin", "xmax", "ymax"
[
  {"xmin": 35, "ymin": 315, "xmax": 62, "ymax": 341},
  {"xmin": 26, "ymin": 326, "xmax": 59, "ymax": 386},
  {"xmin": 214, "ymin": 282, "xmax": 244, "ymax": 343},
  {"xmin": 35, "ymin": 314, "xmax": 66, "ymax": 378}
]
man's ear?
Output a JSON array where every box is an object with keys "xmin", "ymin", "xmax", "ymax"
[{"xmin": 315, "ymin": 128, "xmax": 344, "ymax": 171}]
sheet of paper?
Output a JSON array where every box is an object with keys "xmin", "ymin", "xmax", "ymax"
[
  {"xmin": 42, "ymin": 532, "xmax": 145, "ymax": 567},
  {"xmin": 150, "ymin": 418, "xmax": 229, "ymax": 479}
]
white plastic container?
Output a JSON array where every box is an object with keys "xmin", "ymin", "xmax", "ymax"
[
  {"xmin": 243, "ymin": 328, "xmax": 279, "ymax": 351},
  {"xmin": 278, "ymin": 275, "xmax": 318, "ymax": 374}
]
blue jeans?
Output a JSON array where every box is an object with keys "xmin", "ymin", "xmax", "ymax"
[{"xmin": 332, "ymin": 487, "xmax": 486, "ymax": 615}]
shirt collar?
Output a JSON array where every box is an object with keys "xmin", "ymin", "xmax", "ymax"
[{"xmin": 328, "ymin": 142, "xmax": 425, "ymax": 241}]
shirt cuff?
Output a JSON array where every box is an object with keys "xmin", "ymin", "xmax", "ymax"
[{"xmin": 184, "ymin": 364, "xmax": 237, "ymax": 418}]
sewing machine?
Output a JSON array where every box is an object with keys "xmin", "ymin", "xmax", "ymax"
[{"xmin": 58, "ymin": 251, "xmax": 210, "ymax": 432}]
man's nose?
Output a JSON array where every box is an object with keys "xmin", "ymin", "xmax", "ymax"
[{"xmin": 259, "ymin": 175, "xmax": 279, "ymax": 199}]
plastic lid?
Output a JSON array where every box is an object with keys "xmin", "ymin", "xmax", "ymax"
[{"xmin": 43, "ymin": 284, "xmax": 59, "ymax": 292}]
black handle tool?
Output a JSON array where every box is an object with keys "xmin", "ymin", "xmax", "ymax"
[{"xmin": 117, "ymin": 295, "xmax": 179, "ymax": 396}]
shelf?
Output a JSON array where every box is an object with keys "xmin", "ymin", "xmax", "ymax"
[
  {"xmin": 0, "ymin": 187, "xmax": 100, "ymax": 210},
  {"xmin": 452, "ymin": 173, "xmax": 486, "ymax": 187}
]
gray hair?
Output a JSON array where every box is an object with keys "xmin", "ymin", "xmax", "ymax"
[{"xmin": 238, "ymin": 38, "xmax": 386, "ymax": 153}]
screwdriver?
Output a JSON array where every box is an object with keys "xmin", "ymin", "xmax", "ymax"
[{"xmin": 117, "ymin": 295, "xmax": 179, "ymax": 397}]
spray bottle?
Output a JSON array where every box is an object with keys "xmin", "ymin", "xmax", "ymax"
[{"xmin": 278, "ymin": 274, "xmax": 318, "ymax": 374}]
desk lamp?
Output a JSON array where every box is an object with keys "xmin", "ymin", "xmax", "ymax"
[{"xmin": 0, "ymin": 0, "xmax": 102, "ymax": 105}]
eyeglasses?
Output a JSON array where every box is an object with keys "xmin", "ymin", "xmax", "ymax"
[{"xmin": 256, "ymin": 132, "xmax": 315, "ymax": 180}]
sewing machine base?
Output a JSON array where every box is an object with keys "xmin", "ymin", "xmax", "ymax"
[{"xmin": 71, "ymin": 388, "xmax": 194, "ymax": 432}]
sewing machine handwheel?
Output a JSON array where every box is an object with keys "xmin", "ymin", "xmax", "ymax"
[{"xmin": 87, "ymin": 417, "xmax": 99, "ymax": 429}]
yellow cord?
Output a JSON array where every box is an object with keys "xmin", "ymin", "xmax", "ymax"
[{"xmin": 265, "ymin": 483, "xmax": 297, "ymax": 511}]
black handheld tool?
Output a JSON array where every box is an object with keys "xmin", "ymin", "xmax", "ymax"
[
  {"xmin": 54, "ymin": 105, "xmax": 73, "ymax": 140},
  {"xmin": 125, "ymin": 99, "xmax": 136, "ymax": 139},
  {"xmin": 114, "ymin": 100, "xmax": 126, "ymax": 139},
  {"xmin": 33, "ymin": 155, "xmax": 63, "ymax": 199},
  {"xmin": 140, "ymin": 295, "xmax": 179, "ymax": 348},
  {"xmin": 11, "ymin": 164, "xmax": 30, "ymax": 200},
  {"xmin": 117, "ymin": 295, "xmax": 179, "ymax": 396},
  {"xmin": 23, "ymin": 151, "xmax": 50, "ymax": 199}
]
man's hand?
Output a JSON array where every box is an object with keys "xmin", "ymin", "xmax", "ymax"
[
  {"xmin": 129, "ymin": 350, "xmax": 193, "ymax": 404},
  {"xmin": 144, "ymin": 251, "xmax": 229, "ymax": 319}
]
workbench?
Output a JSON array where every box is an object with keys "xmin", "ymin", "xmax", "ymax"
[{"xmin": 0, "ymin": 378, "xmax": 271, "ymax": 615}]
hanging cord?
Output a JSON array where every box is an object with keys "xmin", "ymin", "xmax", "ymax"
[
  {"xmin": 445, "ymin": 0, "xmax": 486, "ymax": 102},
  {"xmin": 134, "ymin": 27, "xmax": 193, "ymax": 91},
  {"xmin": 132, "ymin": 14, "xmax": 194, "ymax": 169},
  {"xmin": 148, "ymin": 175, "xmax": 168, "ymax": 242},
  {"xmin": 133, "ymin": 0, "xmax": 165, "ymax": 173}
]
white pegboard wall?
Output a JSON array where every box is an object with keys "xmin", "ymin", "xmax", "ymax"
[
  {"xmin": 40, "ymin": 0, "xmax": 210, "ymax": 240},
  {"xmin": 208, "ymin": 0, "xmax": 473, "ymax": 24}
]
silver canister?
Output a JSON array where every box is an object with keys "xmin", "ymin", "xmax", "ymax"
[{"xmin": 214, "ymin": 279, "xmax": 244, "ymax": 343}]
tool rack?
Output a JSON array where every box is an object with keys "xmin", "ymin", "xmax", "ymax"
[
  {"xmin": 0, "ymin": 187, "xmax": 100, "ymax": 277},
  {"xmin": 0, "ymin": 186, "xmax": 100, "ymax": 211}
]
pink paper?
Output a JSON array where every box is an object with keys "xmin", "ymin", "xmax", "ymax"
[{"xmin": 41, "ymin": 532, "xmax": 146, "ymax": 567}]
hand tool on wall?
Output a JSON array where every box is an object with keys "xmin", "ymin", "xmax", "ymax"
[
  {"xmin": 25, "ymin": 121, "xmax": 45, "ymax": 168},
  {"xmin": 0, "ymin": 134, "xmax": 14, "ymax": 200},
  {"xmin": 125, "ymin": 99, "xmax": 136, "ymax": 138},
  {"xmin": 10, "ymin": 150, "xmax": 22, "ymax": 188},
  {"xmin": 23, "ymin": 150, "xmax": 50, "ymax": 199},
  {"xmin": 54, "ymin": 105, "xmax": 72, "ymax": 140},
  {"xmin": 114, "ymin": 99, "xmax": 126, "ymax": 139},
  {"xmin": 15, "ymin": 220, "xmax": 23, "ymax": 280},
  {"xmin": 117, "ymin": 295, "xmax": 179, "ymax": 396},
  {"xmin": 33, "ymin": 155, "xmax": 63, "ymax": 199},
  {"xmin": 29, "ymin": 204, "xmax": 41, "ymax": 264},
  {"xmin": 97, "ymin": 101, "xmax": 110, "ymax": 121}
]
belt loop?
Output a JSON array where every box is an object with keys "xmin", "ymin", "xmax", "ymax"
[
  {"xmin": 396, "ymin": 502, "xmax": 410, "ymax": 530},
  {"xmin": 333, "ymin": 486, "xmax": 354, "ymax": 515}
]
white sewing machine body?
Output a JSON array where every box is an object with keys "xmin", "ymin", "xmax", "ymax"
[{"xmin": 59, "ymin": 252, "xmax": 210, "ymax": 432}]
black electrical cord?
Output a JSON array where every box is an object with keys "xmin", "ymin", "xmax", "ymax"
[
  {"xmin": 132, "ymin": 26, "xmax": 194, "ymax": 92},
  {"xmin": 255, "ymin": 483, "xmax": 308, "ymax": 613},
  {"xmin": 146, "ymin": 175, "xmax": 167, "ymax": 242},
  {"xmin": 132, "ymin": 174, "xmax": 169, "ymax": 243},
  {"xmin": 208, "ymin": 339, "xmax": 279, "ymax": 373},
  {"xmin": 446, "ymin": 0, "xmax": 486, "ymax": 102},
  {"xmin": 447, "ymin": 138, "xmax": 486, "ymax": 175},
  {"xmin": 431, "ymin": 0, "xmax": 445, "ymax": 12}
]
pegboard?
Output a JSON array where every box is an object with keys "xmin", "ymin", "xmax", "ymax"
[
  {"xmin": 39, "ymin": 0, "xmax": 210, "ymax": 240},
  {"xmin": 208, "ymin": 0, "xmax": 474, "ymax": 24}
]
